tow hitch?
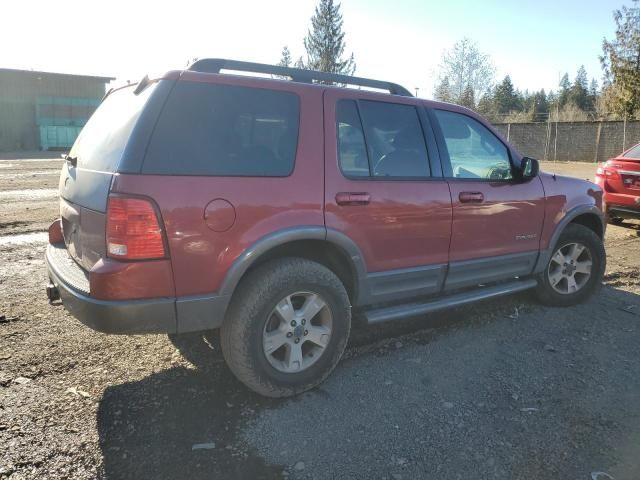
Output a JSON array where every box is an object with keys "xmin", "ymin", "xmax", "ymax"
[{"xmin": 46, "ymin": 283, "xmax": 60, "ymax": 303}]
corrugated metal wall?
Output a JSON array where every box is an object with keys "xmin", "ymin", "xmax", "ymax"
[{"xmin": 0, "ymin": 70, "xmax": 110, "ymax": 152}]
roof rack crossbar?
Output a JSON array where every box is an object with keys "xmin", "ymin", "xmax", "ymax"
[{"xmin": 187, "ymin": 58, "xmax": 413, "ymax": 97}]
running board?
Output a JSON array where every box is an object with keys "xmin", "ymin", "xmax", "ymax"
[{"xmin": 364, "ymin": 279, "xmax": 538, "ymax": 324}]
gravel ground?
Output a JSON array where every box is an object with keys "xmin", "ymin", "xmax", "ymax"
[
  {"xmin": 0, "ymin": 159, "xmax": 60, "ymax": 235},
  {"xmin": 1, "ymin": 158, "xmax": 640, "ymax": 480}
]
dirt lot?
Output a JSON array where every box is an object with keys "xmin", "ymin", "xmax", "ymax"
[{"xmin": 1, "ymin": 159, "xmax": 640, "ymax": 479}]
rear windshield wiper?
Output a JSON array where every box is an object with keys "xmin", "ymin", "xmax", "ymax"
[{"xmin": 61, "ymin": 154, "xmax": 77, "ymax": 167}]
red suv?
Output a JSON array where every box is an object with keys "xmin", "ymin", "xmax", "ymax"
[
  {"xmin": 595, "ymin": 143, "xmax": 640, "ymax": 223},
  {"xmin": 46, "ymin": 59, "xmax": 606, "ymax": 397}
]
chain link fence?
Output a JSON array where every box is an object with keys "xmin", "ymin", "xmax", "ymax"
[{"xmin": 493, "ymin": 120, "xmax": 640, "ymax": 162}]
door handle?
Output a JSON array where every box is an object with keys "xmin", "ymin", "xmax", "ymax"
[
  {"xmin": 459, "ymin": 191, "xmax": 484, "ymax": 203},
  {"xmin": 335, "ymin": 192, "xmax": 371, "ymax": 206}
]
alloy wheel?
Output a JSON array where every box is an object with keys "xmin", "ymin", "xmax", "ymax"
[
  {"xmin": 262, "ymin": 291, "xmax": 333, "ymax": 373},
  {"xmin": 547, "ymin": 242, "xmax": 593, "ymax": 295}
]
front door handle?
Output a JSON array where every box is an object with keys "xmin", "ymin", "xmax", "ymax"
[
  {"xmin": 459, "ymin": 191, "xmax": 484, "ymax": 203},
  {"xmin": 336, "ymin": 192, "xmax": 371, "ymax": 206}
]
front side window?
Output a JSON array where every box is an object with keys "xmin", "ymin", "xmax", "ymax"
[
  {"xmin": 336, "ymin": 99, "xmax": 430, "ymax": 178},
  {"xmin": 434, "ymin": 109, "xmax": 512, "ymax": 180},
  {"xmin": 144, "ymin": 82, "xmax": 299, "ymax": 176}
]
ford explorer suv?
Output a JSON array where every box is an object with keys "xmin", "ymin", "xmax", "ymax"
[
  {"xmin": 46, "ymin": 59, "xmax": 606, "ymax": 397},
  {"xmin": 595, "ymin": 142, "xmax": 640, "ymax": 223}
]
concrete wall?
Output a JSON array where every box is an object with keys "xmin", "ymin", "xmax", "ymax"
[
  {"xmin": 494, "ymin": 121, "xmax": 640, "ymax": 162},
  {"xmin": 0, "ymin": 70, "xmax": 110, "ymax": 152}
]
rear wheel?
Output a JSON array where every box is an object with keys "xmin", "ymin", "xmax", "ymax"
[
  {"xmin": 535, "ymin": 224, "xmax": 605, "ymax": 307},
  {"xmin": 220, "ymin": 258, "xmax": 351, "ymax": 398}
]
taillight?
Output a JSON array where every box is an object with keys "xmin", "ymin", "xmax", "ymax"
[
  {"xmin": 106, "ymin": 196, "xmax": 166, "ymax": 260},
  {"xmin": 596, "ymin": 166, "xmax": 618, "ymax": 178}
]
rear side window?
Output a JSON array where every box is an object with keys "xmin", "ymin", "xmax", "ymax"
[
  {"xmin": 144, "ymin": 82, "xmax": 299, "ymax": 176},
  {"xmin": 70, "ymin": 84, "xmax": 155, "ymax": 172},
  {"xmin": 336, "ymin": 99, "xmax": 430, "ymax": 178}
]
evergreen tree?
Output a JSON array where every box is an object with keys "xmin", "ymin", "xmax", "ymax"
[
  {"xmin": 493, "ymin": 75, "xmax": 520, "ymax": 113},
  {"xmin": 588, "ymin": 78, "xmax": 599, "ymax": 111},
  {"xmin": 558, "ymin": 73, "xmax": 571, "ymax": 107},
  {"xmin": 600, "ymin": 0, "xmax": 640, "ymax": 118},
  {"xmin": 301, "ymin": 0, "xmax": 355, "ymax": 76},
  {"xmin": 278, "ymin": 46, "xmax": 293, "ymax": 68},
  {"xmin": 569, "ymin": 65, "xmax": 589, "ymax": 110},
  {"xmin": 532, "ymin": 89, "xmax": 550, "ymax": 119},
  {"xmin": 459, "ymin": 84, "xmax": 476, "ymax": 109},
  {"xmin": 476, "ymin": 90, "xmax": 497, "ymax": 120},
  {"xmin": 433, "ymin": 76, "xmax": 453, "ymax": 102}
]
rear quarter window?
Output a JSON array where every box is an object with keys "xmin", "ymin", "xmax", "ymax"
[{"xmin": 143, "ymin": 82, "xmax": 300, "ymax": 176}]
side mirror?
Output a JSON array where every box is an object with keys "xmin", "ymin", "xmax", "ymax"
[{"xmin": 519, "ymin": 157, "xmax": 539, "ymax": 180}]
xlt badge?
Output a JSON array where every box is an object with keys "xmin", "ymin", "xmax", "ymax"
[{"xmin": 515, "ymin": 234, "xmax": 537, "ymax": 240}]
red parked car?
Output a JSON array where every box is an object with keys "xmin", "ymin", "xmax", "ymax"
[
  {"xmin": 595, "ymin": 143, "xmax": 640, "ymax": 223},
  {"xmin": 46, "ymin": 59, "xmax": 606, "ymax": 397}
]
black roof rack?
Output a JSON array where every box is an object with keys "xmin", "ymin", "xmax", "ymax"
[{"xmin": 188, "ymin": 58, "xmax": 413, "ymax": 97}]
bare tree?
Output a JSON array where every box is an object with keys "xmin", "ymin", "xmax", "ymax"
[{"xmin": 435, "ymin": 38, "xmax": 495, "ymax": 105}]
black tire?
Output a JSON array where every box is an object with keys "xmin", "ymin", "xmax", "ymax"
[
  {"xmin": 609, "ymin": 216, "xmax": 624, "ymax": 226},
  {"xmin": 220, "ymin": 258, "xmax": 351, "ymax": 398},
  {"xmin": 535, "ymin": 224, "xmax": 606, "ymax": 307}
]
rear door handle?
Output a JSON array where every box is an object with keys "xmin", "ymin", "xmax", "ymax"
[
  {"xmin": 459, "ymin": 191, "xmax": 484, "ymax": 203},
  {"xmin": 335, "ymin": 192, "xmax": 370, "ymax": 206}
]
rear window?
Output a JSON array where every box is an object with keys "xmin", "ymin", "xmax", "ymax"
[
  {"xmin": 70, "ymin": 84, "xmax": 155, "ymax": 172},
  {"xmin": 623, "ymin": 144, "xmax": 640, "ymax": 159},
  {"xmin": 143, "ymin": 82, "xmax": 300, "ymax": 176}
]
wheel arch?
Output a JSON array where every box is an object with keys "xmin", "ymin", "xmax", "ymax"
[
  {"xmin": 534, "ymin": 205, "xmax": 605, "ymax": 274},
  {"xmin": 219, "ymin": 227, "xmax": 368, "ymax": 306}
]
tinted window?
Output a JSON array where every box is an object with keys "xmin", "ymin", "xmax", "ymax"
[
  {"xmin": 623, "ymin": 144, "xmax": 640, "ymax": 159},
  {"xmin": 70, "ymin": 84, "xmax": 155, "ymax": 172},
  {"xmin": 336, "ymin": 100, "xmax": 369, "ymax": 177},
  {"xmin": 434, "ymin": 109, "xmax": 512, "ymax": 180},
  {"xmin": 144, "ymin": 82, "xmax": 299, "ymax": 176},
  {"xmin": 359, "ymin": 101, "xmax": 430, "ymax": 178}
]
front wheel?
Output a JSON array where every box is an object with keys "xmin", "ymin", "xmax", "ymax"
[
  {"xmin": 535, "ymin": 224, "xmax": 606, "ymax": 307},
  {"xmin": 220, "ymin": 258, "xmax": 351, "ymax": 398}
]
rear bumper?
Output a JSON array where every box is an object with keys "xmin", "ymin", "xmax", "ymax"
[{"xmin": 46, "ymin": 243, "xmax": 229, "ymax": 334}]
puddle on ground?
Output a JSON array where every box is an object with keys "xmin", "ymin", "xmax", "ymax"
[
  {"xmin": 0, "ymin": 189, "xmax": 58, "ymax": 200},
  {"xmin": 0, "ymin": 231, "xmax": 48, "ymax": 246}
]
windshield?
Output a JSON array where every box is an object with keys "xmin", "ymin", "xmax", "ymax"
[{"xmin": 69, "ymin": 83, "xmax": 156, "ymax": 172}]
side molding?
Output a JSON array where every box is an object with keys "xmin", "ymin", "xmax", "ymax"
[
  {"xmin": 445, "ymin": 251, "xmax": 538, "ymax": 291},
  {"xmin": 533, "ymin": 205, "xmax": 605, "ymax": 274}
]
